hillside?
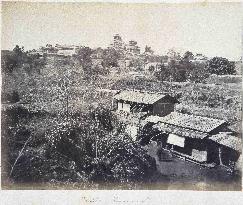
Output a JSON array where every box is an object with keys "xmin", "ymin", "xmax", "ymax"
[{"xmin": 1, "ymin": 51, "xmax": 242, "ymax": 189}]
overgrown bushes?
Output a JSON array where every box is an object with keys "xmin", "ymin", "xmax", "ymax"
[{"xmin": 2, "ymin": 106, "xmax": 157, "ymax": 188}]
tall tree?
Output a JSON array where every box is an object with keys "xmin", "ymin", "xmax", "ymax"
[
  {"xmin": 154, "ymin": 64, "xmax": 171, "ymax": 82},
  {"xmin": 103, "ymin": 48, "xmax": 122, "ymax": 68},
  {"xmin": 76, "ymin": 47, "xmax": 93, "ymax": 70},
  {"xmin": 207, "ymin": 57, "xmax": 236, "ymax": 75},
  {"xmin": 1, "ymin": 45, "xmax": 25, "ymax": 73},
  {"xmin": 144, "ymin": 45, "xmax": 154, "ymax": 55}
]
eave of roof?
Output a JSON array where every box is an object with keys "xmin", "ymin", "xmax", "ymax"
[
  {"xmin": 209, "ymin": 134, "xmax": 242, "ymax": 152},
  {"xmin": 114, "ymin": 90, "xmax": 166, "ymax": 105},
  {"xmin": 146, "ymin": 112, "xmax": 226, "ymax": 133},
  {"xmin": 154, "ymin": 122, "xmax": 208, "ymax": 139}
]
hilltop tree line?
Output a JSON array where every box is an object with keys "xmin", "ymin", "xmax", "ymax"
[
  {"xmin": 2, "ymin": 45, "xmax": 237, "ymax": 80},
  {"xmin": 1, "ymin": 46, "xmax": 48, "ymax": 103},
  {"xmin": 154, "ymin": 50, "xmax": 236, "ymax": 83},
  {"xmin": 85, "ymin": 47, "xmax": 237, "ymax": 82},
  {"xmin": 1, "ymin": 45, "xmax": 46, "ymax": 74},
  {"xmin": 1, "ymin": 45, "xmax": 238, "ymax": 110}
]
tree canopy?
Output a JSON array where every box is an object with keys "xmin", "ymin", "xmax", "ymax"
[
  {"xmin": 1, "ymin": 45, "xmax": 46, "ymax": 74},
  {"xmin": 207, "ymin": 57, "xmax": 236, "ymax": 75}
]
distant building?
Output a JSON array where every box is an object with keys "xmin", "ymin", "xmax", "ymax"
[
  {"xmin": 144, "ymin": 62, "xmax": 162, "ymax": 72},
  {"xmin": 109, "ymin": 34, "xmax": 141, "ymax": 56},
  {"xmin": 128, "ymin": 71, "xmax": 146, "ymax": 80},
  {"xmin": 38, "ymin": 44, "xmax": 80, "ymax": 57},
  {"xmin": 91, "ymin": 47, "xmax": 104, "ymax": 59},
  {"xmin": 234, "ymin": 60, "xmax": 242, "ymax": 75},
  {"xmin": 109, "ymin": 34, "xmax": 125, "ymax": 50},
  {"xmin": 27, "ymin": 49, "xmax": 44, "ymax": 57},
  {"xmin": 191, "ymin": 53, "xmax": 208, "ymax": 63},
  {"xmin": 55, "ymin": 45, "xmax": 79, "ymax": 56},
  {"xmin": 40, "ymin": 44, "xmax": 57, "ymax": 55},
  {"xmin": 125, "ymin": 40, "xmax": 140, "ymax": 55}
]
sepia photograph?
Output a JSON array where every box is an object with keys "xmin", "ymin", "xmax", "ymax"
[{"xmin": 1, "ymin": 1, "xmax": 242, "ymax": 191}]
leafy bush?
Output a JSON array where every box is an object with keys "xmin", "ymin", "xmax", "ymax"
[
  {"xmin": 2, "ymin": 106, "xmax": 157, "ymax": 187},
  {"xmin": 207, "ymin": 57, "xmax": 236, "ymax": 75},
  {"xmin": 102, "ymin": 48, "xmax": 122, "ymax": 68},
  {"xmin": 1, "ymin": 46, "xmax": 46, "ymax": 74},
  {"xmin": 1, "ymin": 91, "xmax": 20, "ymax": 103}
]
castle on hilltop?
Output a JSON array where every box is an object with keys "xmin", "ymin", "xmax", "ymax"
[{"xmin": 108, "ymin": 34, "xmax": 144, "ymax": 56}]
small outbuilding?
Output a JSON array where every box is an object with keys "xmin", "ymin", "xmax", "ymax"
[
  {"xmin": 113, "ymin": 90, "xmax": 179, "ymax": 117},
  {"xmin": 145, "ymin": 112, "xmax": 241, "ymax": 168}
]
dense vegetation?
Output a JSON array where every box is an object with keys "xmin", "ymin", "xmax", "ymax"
[
  {"xmin": 1, "ymin": 46, "xmax": 160, "ymax": 189},
  {"xmin": 1, "ymin": 45, "xmax": 241, "ymax": 189},
  {"xmin": 2, "ymin": 105, "xmax": 158, "ymax": 188},
  {"xmin": 1, "ymin": 46, "xmax": 46, "ymax": 74},
  {"xmin": 207, "ymin": 57, "xmax": 236, "ymax": 75},
  {"xmin": 154, "ymin": 55, "xmax": 236, "ymax": 83}
]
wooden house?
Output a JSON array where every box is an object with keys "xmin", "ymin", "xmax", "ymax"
[
  {"xmin": 113, "ymin": 90, "xmax": 179, "ymax": 116},
  {"xmin": 145, "ymin": 112, "xmax": 241, "ymax": 168}
]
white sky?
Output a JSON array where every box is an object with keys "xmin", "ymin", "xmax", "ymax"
[{"xmin": 1, "ymin": 2, "xmax": 242, "ymax": 60}]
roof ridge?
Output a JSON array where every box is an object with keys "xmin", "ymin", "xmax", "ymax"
[
  {"xmin": 173, "ymin": 111, "xmax": 226, "ymax": 122},
  {"xmin": 147, "ymin": 111, "xmax": 226, "ymax": 133}
]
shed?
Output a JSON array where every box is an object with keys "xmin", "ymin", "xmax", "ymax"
[
  {"xmin": 145, "ymin": 112, "xmax": 231, "ymax": 164},
  {"xmin": 113, "ymin": 90, "xmax": 179, "ymax": 116}
]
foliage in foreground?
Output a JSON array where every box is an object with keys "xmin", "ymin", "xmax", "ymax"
[{"xmin": 2, "ymin": 106, "xmax": 157, "ymax": 188}]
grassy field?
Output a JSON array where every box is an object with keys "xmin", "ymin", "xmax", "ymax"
[
  {"xmin": 2, "ymin": 56, "xmax": 241, "ymax": 126},
  {"xmin": 3, "ymin": 54, "xmax": 242, "ymax": 128}
]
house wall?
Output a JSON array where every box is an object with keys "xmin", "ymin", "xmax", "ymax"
[
  {"xmin": 147, "ymin": 127, "xmax": 209, "ymax": 162},
  {"xmin": 117, "ymin": 101, "xmax": 131, "ymax": 112},
  {"xmin": 130, "ymin": 103, "xmax": 153, "ymax": 113},
  {"xmin": 206, "ymin": 140, "xmax": 220, "ymax": 164},
  {"xmin": 116, "ymin": 100, "xmax": 154, "ymax": 114},
  {"xmin": 191, "ymin": 149, "xmax": 207, "ymax": 162},
  {"xmin": 167, "ymin": 134, "xmax": 185, "ymax": 148},
  {"xmin": 117, "ymin": 102, "xmax": 123, "ymax": 110},
  {"xmin": 115, "ymin": 94, "xmax": 178, "ymax": 116},
  {"xmin": 209, "ymin": 123, "xmax": 230, "ymax": 135},
  {"xmin": 123, "ymin": 102, "xmax": 131, "ymax": 112},
  {"xmin": 143, "ymin": 121, "xmax": 239, "ymax": 166},
  {"xmin": 153, "ymin": 103, "xmax": 174, "ymax": 117},
  {"xmin": 206, "ymin": 140, "xmax": 240, "ymax": 166},
  {"xmin": 152, "ymin": 96, "xmax": 177, "ymax": 117},
  {"xmin": 221, "ymin": 146, "xmax": 240, "ymax": 166}
]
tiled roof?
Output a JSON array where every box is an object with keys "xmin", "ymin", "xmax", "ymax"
[
  {"xmin": 228, "ymin": 122, "xmax": 241, "ymax": 134},
  {"xmin": 114, "ymin": 90, "xmax": 166, "ymax": 104},
  {"xmin": 146, "ymin": 112, "xmax": 226, "ymax": 133},
  {"xmin": 154, "ymin": 122, "xmax": 208, "ymax": 139},
  {"xmin": 209, "ymin": 134, "xmax": 242, "ymax": 152}
]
